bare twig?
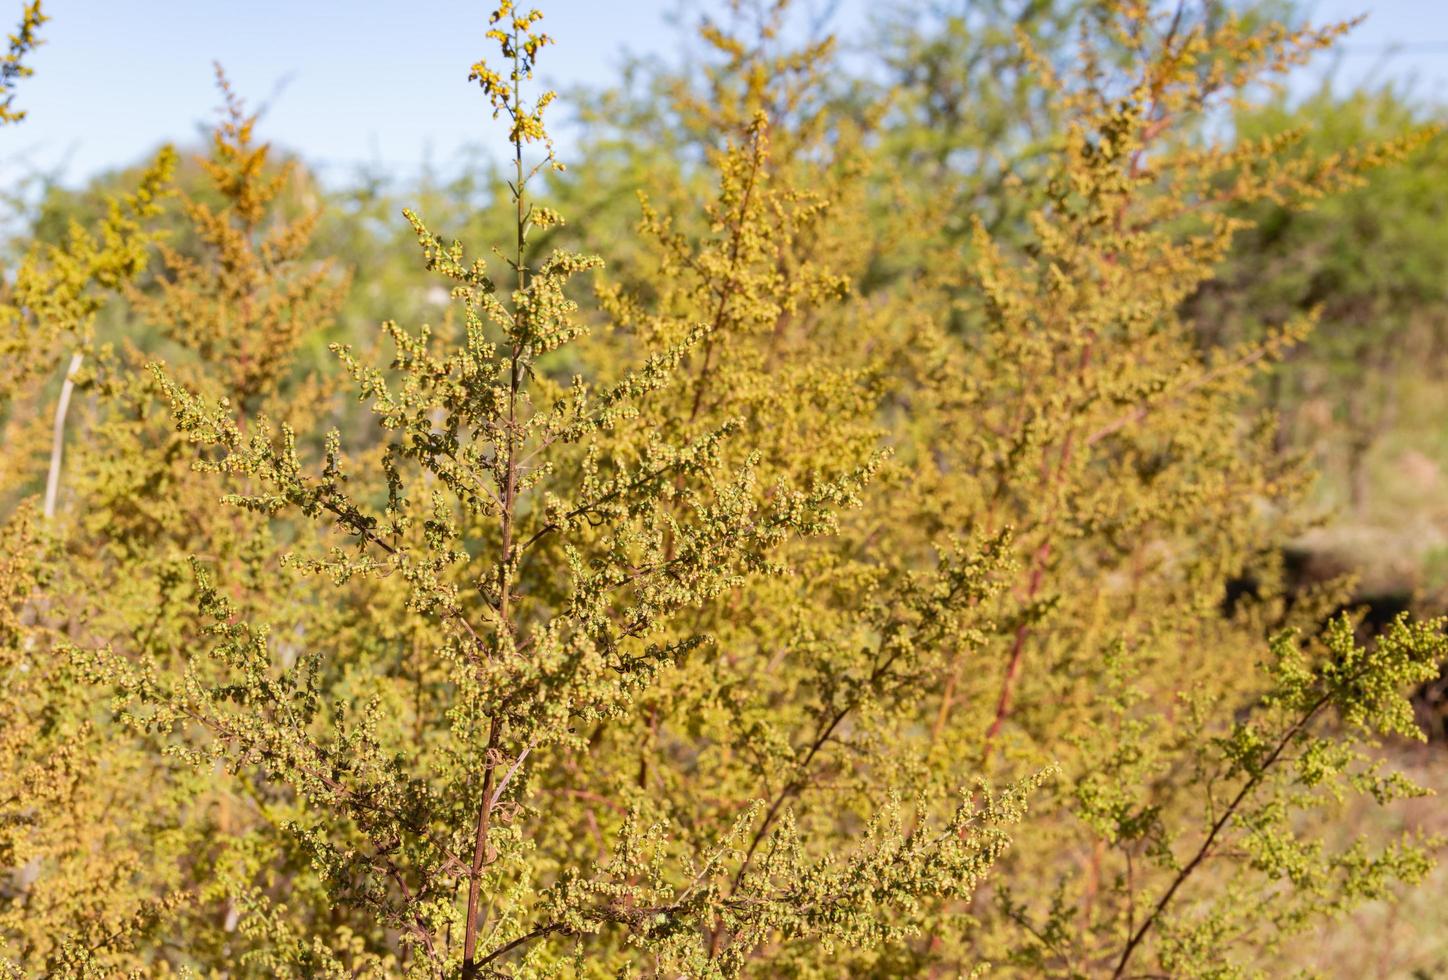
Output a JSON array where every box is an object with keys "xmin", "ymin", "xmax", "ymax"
[{"xmin": 43, "ymin": 351, "xmax": 84, "ymax": 519}]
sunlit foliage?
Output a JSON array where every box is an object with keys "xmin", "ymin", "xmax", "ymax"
[{"xmin": 2, "ymin": 1, "xmax": 1444, "ymax": 977}]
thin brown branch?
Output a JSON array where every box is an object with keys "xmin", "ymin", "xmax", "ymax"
[
  {"xmin": 688, "ymin": 122, "xmax": 768, "ymax": 425},
  {"xmin": 1109, "ymin": 691, "xmax": 1332, "ymax": 979}
]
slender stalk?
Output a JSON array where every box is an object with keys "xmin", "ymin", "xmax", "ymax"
[
  {"xmin": 462, "ymin": 21, "xmax": 530, "ymax": 975},
  {"xmin": 462, "ymin": 717, "xmax": 503, "ymax": 974},
  {"xmin": 981, "ymin": 338, "xmax": 1091, "ymax": 760},
  {"xmin": 688, "ymin": 121, "xmax": 766, "ymax": 425}
]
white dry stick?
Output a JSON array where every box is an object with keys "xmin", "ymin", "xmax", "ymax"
[
  {"xmin": 43, "ymin": 351, "xmax": 84, "ymax": 520},
  {"xmin": 488, "ymin": 734, "xmax": 539, "ymax": 811}
]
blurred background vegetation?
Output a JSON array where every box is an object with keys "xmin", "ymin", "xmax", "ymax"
[
  {"xmin": 5, "ymin": 0, "xmax": 1448, "ymax": 972},
  {"xmin": 13, "ymin": 0, "xmax": 1444, "ymax": 615}
]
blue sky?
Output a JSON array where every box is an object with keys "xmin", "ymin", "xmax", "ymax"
[{"xmin": 5, "ymin": 1, "xmax": 1448, "ymax": 189}]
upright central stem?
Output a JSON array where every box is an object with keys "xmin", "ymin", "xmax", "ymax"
[{"xmin": 462, "ymin": 28, "xmax": 529, "ymax": 976}]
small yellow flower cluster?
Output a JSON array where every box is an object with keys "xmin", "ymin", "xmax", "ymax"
[
  {"xmin": 470, "ymin": 2, "xmax": 556, "ymax": 151},
  {"xmin": 0, "ymin": 1, "xmax": 45, "ymax": 124}
]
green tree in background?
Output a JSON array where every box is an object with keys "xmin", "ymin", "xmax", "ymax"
[{"xmin": 1193, "ymin": 86, "xmax": 1448, "ymax": 516}]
